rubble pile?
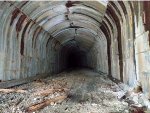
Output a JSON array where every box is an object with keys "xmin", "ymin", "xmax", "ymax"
[{"xmin": 0, "ymin": 69, "xmax": 149, "ymax": 113}]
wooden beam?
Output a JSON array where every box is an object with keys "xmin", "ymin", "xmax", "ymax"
[
  {"xmin": 0, "ymin": 88, "xmax": 27, "ymax": 93},
  {"xmin": 26, "ymin": 95, "xmax": 68, "ymax": 112}
]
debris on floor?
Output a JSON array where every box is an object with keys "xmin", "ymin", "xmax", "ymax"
[
  {"xmin": 0, "ymin": 88, "xmax": 27, "ymax": 93},
  {"xmin": 26, "ymin": 95, "xmax": 68, "ymax": 113},
  {"xmin": 0, "ymin": 69, "xmax": 149, "ymax": 113}
]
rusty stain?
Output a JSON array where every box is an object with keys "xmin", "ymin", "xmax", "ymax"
[
  {"xmin": 19, "ymin": 1, "xmax": 28, "ymax": 8},
  {"xmin": 16, "ymin": 14, "xmax": 27, "ymax": 37},
  {"xmin": 10, "ymin": 8, "xmax": 20, "ymax": 25},
  {"xmin": 33, "ymin": 27, "xmax": 43, "ymax": 48},
  {"xmin": 109, "ymin": 2, "xmax": 122, "ymax": 21},
  {"xmin": 129, "ymin": 106, "xmax": 145, "ymax": 113},
  {"xmin": 36, "ymin": 27, "xmax": 42, "ymax": 37},
  {"xmin": 32, "ymin": 27, "xmax": 40, "ymax": 48},
  {"xmin": 46, "ymin": 37, "xmax": 53, "ymax": 47},
  {"xmin": 33, "ymin": 27, "xmax": 42, "ymax": 39},
  {"xmin": 20, "ymin": 36, "xmax": 24, "ymax": 55},
  {"xmin": 22, "ymin": 20, "xmax": 32, "ymax": 38},
  {"xmin": 104, "ymin": 16, "xmax": 113, "ymax": 30},
  {"xmin": 143, "ymin": 1, "xmax": 150, "ymax": 30},
  {"xmin": 33, "ymin": 27, "xmax": 40, "ymax": 40},
  {"xmin": 118, "ymin": 1, "xmax": 127, "ymax": 15},
  {"xmin": 28, "ymin": 22, "xmax": 35, "ymax": 34},
  {"xmin": 65, "ymin": 1, "xmax": 80, "ymax": 8},
  {"xmin": 21, "ymin": 20, "xmax": 32, "ymax": 55}
]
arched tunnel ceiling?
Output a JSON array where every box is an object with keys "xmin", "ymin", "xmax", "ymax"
[
  {"xmin": 8, "ymin": 1, "xmax": 108, "ymax": 51},
  {"xmin": 1, "ymin": 1, "xmax": 150, "ymax": 95}
]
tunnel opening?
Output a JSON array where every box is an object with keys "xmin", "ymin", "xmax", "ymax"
[
  {"xmin": 67, "ymin": 48, "xmax": 87, "ymax": 69},
  {"xmin": 55, "ymin": 27, "xmax": 109, "ymax": 74},
  {"xmin": 58, "ymin": 40, "xmax": 90, "ymax": 71}
]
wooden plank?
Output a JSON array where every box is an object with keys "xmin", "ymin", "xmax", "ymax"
[
  {"xmin": 0, "ymin": 88, "xmax": 27, "ymax": 93},
  {"xmin": 0, "ymin": 73, "xmax": 50, "ymax": 88},
  {"xmin": 26, "ymin": 95, "xmax": 68, "ymax": 112}
]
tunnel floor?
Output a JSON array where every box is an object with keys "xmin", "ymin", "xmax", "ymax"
[{"xmin": 0, "ymin": 69, "xmax": 146, "ymax": 113}]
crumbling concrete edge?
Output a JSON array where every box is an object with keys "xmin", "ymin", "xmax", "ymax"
[
  {"xmin": 0, "ymin": 73, "xmax": 50, "ymax": 88},
  {"xmin": 110, "ymin": 76, "xmax": 150, "ymax": 110}
]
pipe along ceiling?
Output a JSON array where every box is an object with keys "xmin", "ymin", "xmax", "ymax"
[{"xmin": 0, "ymin": 1, "xmax": 136, "ymax": 87}]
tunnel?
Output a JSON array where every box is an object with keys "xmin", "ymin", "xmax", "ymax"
[
  {"xmin": 0, "ymin": 1, "xmax": 109, "ymax": 79},
  {"xmin": 67, "ymin": 49, "xmax": 87, "ymax": 68},
  {"xmin": 61, "ymin": 42, "xmax": 88, "ymax": 69},
  {"xmin": 0, "ymin": 1, "xmax": 150, "ymax": 112}
]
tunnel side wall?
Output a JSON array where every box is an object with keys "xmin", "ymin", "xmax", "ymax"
[
  {"xmin": 87, "ymin": 36, "xmax": 108, "ymax": 74},
  {"xmin": 102, "ymin": 1, "xmax": 137, "ymax": 86},
  {"xmin": 133, "ymin": 2, "xmax": 150, "ymax": 94},
  {"xmin": 0, "ymin": 2, "xmax": 57, "ymax": 80},
  {"xmin": 102, "ymin": 1, "xmax": 150, "ymax": 94}
]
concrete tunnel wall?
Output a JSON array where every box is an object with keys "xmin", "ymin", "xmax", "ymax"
[
  {"xmin": 0, "ymin": 1, "xmax": 150, "ymax": 95},
  {"xmin": 0, "ymin": 2, "xmax": 56, "ymax": 80},
  {"xmin": 0, "ymin": 1, "xmax": 108, "ymax": 81}
]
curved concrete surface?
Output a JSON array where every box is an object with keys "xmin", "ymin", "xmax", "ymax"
[{"xmin": 0, "ymin": 1, "xmax": 150, "ymax": 94}]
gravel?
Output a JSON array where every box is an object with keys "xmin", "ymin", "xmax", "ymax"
[{"xmin": 0, "ymin": 69, "xmax": 148, "ymax": 113}]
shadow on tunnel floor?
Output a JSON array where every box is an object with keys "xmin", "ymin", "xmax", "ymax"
[{"xmin": 65, "ymin": 67, "xmax": 94, "ymax": 73}]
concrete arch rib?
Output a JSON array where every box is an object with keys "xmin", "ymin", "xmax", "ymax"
[{"xmin": 0, "ymin": 1, "xmax": 109, "ymax": 81}]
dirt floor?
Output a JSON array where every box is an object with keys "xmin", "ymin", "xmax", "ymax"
[{"xmin": 0, "ymin": 69, "xmax": 148, "ymax": 113}]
